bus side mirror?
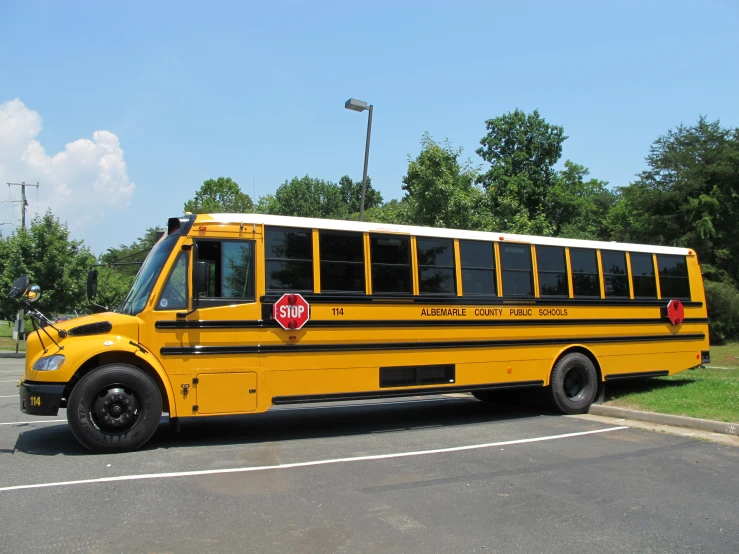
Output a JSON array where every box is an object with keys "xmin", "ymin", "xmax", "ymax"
[
  {"xmin": 87, "ymin": 270, "xmax": 98, "ymax": 301},
  {"xmin": 193, "ymin": 261, "xmax": 210, "ymax": 301}
]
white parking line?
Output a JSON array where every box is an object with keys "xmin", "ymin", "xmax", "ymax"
[
  {"xmin": 0, "ymin": 395, "xmax": 18, "ymax": 398},
  {"xmin": 0, "ymin": 426, "xmax": 627, "ymax": 493},
  {"xmin": 0, "ymin": 370, "xmax": 24, "ymax": 373},
  {"xmin": 0, "ymin": 380, "xmax": 21, "ymax": 383},
  {"xmin": 0, "ymin": 419, "xmax": 63, "ymax": 426}
]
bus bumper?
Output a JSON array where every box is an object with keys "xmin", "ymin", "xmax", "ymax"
[{"xmin": 19, "ymin": 381, "xmax": 65, "ymax": 416}]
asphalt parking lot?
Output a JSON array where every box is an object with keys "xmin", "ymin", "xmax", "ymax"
[{"xmin": 1, "ymin": 357, "xmax": 738, "ymax": 554}]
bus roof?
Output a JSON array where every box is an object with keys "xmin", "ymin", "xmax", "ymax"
[{"xmin": 197, "ymin": 213, "xmax": 692, "ymax": 256}]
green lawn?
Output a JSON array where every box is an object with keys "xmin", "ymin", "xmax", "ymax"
[
  {"xmin": 0, "ymin": 321, "xmax": 25, "ymax": 350},
  {"xmin": 604, "ymin": 344, "xmax": 739, "ymax": 423}
]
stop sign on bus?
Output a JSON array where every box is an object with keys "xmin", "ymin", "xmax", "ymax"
[{"xmin": 273, "ymin": 293, "xmax": 311, "ymax": 330}]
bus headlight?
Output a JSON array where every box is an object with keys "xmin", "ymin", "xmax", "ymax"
[{"xmin": 32, "ymin": 355, "xmax": 66, "ymax": 371}]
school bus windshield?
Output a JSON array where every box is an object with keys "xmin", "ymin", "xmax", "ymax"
[{"xmin": 119, "ymin": 234, "xmax": 177, "ymax": 315}]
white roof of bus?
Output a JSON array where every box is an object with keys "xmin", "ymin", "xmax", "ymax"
[{"xmin": 201, "ymin": 213, "xmax": 691, "ymax": 256}]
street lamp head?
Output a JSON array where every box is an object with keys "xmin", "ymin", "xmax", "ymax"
[{"xmin": 345, "ymin": 98, "xmax": 369, "ymax": 112}]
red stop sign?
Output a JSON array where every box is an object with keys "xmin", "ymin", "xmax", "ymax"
[{"xmin": 273, "ymin": 293, "xmax": 311, "ymax": 330}]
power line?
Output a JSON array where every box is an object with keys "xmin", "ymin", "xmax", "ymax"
[{"xmin": 7, "ymin": 182, "xmax": 39, "ymax": 229}]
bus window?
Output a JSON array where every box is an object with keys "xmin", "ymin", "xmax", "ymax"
[
  {"xmin": 196, "ymin": 240, "xmax": 255, "ymax": 303},
  {"xmin": 156, "ymin": 252, "xmax": 189, "ymax": 310},
  {"xmin": 570, "ymin": 248, "xmax": 600, "ymax": 297},
  {"xmin": 500, "ymin": 244, "xmax": 533, "ymax": 297},
  {"xmin": 630, "ymin": 253, "xmax": 657, "ymax": 298},
  {"xmin": 536, "ymin": 246, "xmax": 568, "ymax": 297},
  {"xmin": 459, "ymin": 240, "xmax": 496, "ymax": 296},
  {"xmin": 370, "ymin": 234, "xmax": 412, "ymax": 294},
  {"xmin": 657, "ymin": 255, "xmax": 690, "ymax": 299},
  {"xmin": 417, "ymin": 238, "xmax": 455, "ymax": 294},
  {"xmin": 319, "ymin": 231, "xmax": 365, "ymax": 293},
  {"xmin": 265, "ymin": 227, "xmax": 313, "ymax": 291},
  {"xmin": 601, "ymin": 250, "xmax": 629, "ymax": 298}
]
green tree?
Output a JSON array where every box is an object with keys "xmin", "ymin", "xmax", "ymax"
[
  {"xmin": 477, "ymin": 109, "xmax": 566, "ymax": 227},
  {"xmin": 257, "ymin": 175, "xmax": 348, "ymax": 219},
  {"xmin": 0, "ymin": 211, "xmax": 95, "ymax": 319},
  {"xmin": 401, "ymin": 133, "xmax": 488, "ymax": 230},
  {"xmin": 94, "ymin": 227, "xmax": 164, "ymax": 310},
  {"xmin": 609, "ymin": 117, "xmax": 739, "ymax": 281},
  {"xmin": 184, "ymin": 177, "xmax": 254, "ymax": 214},
  {"xmin": 550, "ymin": 161, "xmax": 616, "ymax": 239},
  {"xmin": 338, "ymin": 175, "xmax": 383, "ymax": 215}
]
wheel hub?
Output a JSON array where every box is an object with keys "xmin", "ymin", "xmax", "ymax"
[
  {"xmin": 563, "ymin": 367, "xmax": 586, "ymax": 400},
  {"xmin": 92, "ymin": 387, "xmax": 140, "ymax": 433}
]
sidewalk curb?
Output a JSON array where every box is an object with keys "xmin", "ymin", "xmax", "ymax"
[
  {"xmin": 589, "ymin": 405, "xmax": 738, "ymax": 437},
  {"xmin": 0, "ymin": 352, "xmax": 25, "ymax": 359}
]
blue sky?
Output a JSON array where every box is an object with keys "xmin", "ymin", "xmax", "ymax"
[{"xmin": 1, "ymin": 0, "xmax": 737, "ymax": 254}]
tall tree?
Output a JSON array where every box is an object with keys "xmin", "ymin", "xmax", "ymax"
[
  {"xmin": 401, "ymin": 133, "xmax": 488, "ymax": 230},
  {"xmin": 338, "ymin": 175, "xmax": 383, "ymax": 215},
  {"xmin": 257, "ymin": 176, "xmax": 348, "ymax": 219},
  {"xmin": 549, "ymin": 161, "xmax": 616, "ymax": 239},
  {"xmin": 477, "ymin": 109, "xmax": 567, "ymax": 226},
  {"xmin": 184, "ymin": 177, "xmax": 254, "ymax": 214},
  {"xmin": 0, "ymin": 211, "xmax": 95, "ymax": 319},
  {"xmin": 609, "ymin": 117, "xmax": 739, "ymax": 282}
]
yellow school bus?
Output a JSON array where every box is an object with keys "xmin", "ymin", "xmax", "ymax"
[{"xmin": 16, "ymin": 213, "xmax": 710, "ymax": 452}]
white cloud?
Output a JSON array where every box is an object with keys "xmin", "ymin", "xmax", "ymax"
[{"xmin": 0, "ymin": 98, "xmax": 135, "ymax": 241}]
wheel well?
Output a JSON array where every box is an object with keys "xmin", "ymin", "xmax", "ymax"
[
  {"xmin": 63, "ymin": 352, "xmax": 170, "ymax": 413},
  {"xmin": 551, "ymin": 346, "xmax": 603, "ymax": 384}
]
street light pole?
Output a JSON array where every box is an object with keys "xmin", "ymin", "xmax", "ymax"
[{"xmin": 345, "ymin": 98, "xmax": 373, "ymax": 221}]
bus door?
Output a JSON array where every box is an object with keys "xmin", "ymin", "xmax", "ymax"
[{"xmin": 145, "ymin": 232, "xmax": 264, "ymax": 416}]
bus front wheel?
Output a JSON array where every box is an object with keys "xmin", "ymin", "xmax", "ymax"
[
  {"xmin": 67, "ymin": 364, "xmax": 163, "ymax": 453},
  {"xmin": 548, "ymin": 353, "xmax": 598, "ymax": 415}
]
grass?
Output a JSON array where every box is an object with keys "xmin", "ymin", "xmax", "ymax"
[
  {"xmin": 0, "ymin": 321, "xmax": 26, "ymax": 351},
  {"xmin": 605, "ymin": 344, "xmax": 739, "ymax": 423}
]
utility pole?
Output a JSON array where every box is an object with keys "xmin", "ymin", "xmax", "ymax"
[{"xmin": 7, "ymin": 182, "xmax": 40, "ymax": 353}]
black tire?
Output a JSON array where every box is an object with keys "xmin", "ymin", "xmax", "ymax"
[
  {"xmin": 67, "ymin": 364, "xmax": 163, "ymax": 453},
  {"xmin": 548, "ymin": 352, "xmax": 599, "ymax": 414}
]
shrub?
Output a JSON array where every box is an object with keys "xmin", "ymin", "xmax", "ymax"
[{"xmin": 704, "ymin": 280, "xmax": 739, "ymax": 344}]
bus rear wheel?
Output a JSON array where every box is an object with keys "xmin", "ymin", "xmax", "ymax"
[
  {"xmin": 548, "ymin": 352, "xmax": 598, "ymax": 415},
  {"xmin": 67, "ymin": 364, "xmax": 162, "ymax": 453}
]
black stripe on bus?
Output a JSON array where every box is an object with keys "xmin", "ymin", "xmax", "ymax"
[
  {"xmin": 155, "ymin": 317, "xmax": 709, "ymax": 330},
  {"xmin": 270, "ymin": 380, "xmax": 545, "ymax": 405},
  {"xmin": 605, "ymin": 370, "xmax": 670, "ymax": 381},
  {"xmin": 159, "ymin": 333, "xmax": 705, "ymax": 356},
  {"xmin": 260, "ymin": 294, "xmax": 702, "ymax": 308}
]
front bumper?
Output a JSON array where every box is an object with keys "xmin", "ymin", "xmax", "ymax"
[{"xmin": 19, "ymin": 381, "xmax": 65, "ymax": 416}]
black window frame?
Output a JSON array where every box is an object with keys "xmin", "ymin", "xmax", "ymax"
[
  {"xmin": 536, "ymin": 245, "xmax": 569, "ymax": 297},
  {"xmin": 265, "ymin": 226, "xmax": 314, "ymax": 293},
  {"xmin": 601, "ymin": 250, "xmax": 630, "ymax": 298},
  {"xmin": 500, "ymin": 243, "xmax": 534, "ymax": 297},
  {"xmin": 416, "ymin": 237, "xmax": 456, "ymax": 295},
  {"xmin": 194, "ymin": 238, "xmax": 256, "ymax": 307},
  {"xmin": 459, "ymin": 240, "xmax": 497, "ymax": 297},
  {"xmin": 318, "ymin": 230, "xmax": 366, "ymax": 294},
  {"xmin": 370, "ymin": 233, "xmax": 412, "ymax": 295},
  {"xmin": 657, "ymin": 254, "xmax": 691, "ymax": 300},
  {"xmin": 630, "ymin": 252, "xmax": 657, "ymax": 299},
  {"xmin": 155, "ymin": 250, "xmax": 190, "ymax": 311},
  {"xmin": 569, "ymin": 247, "xmax": 601, "ymax": 298}
]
